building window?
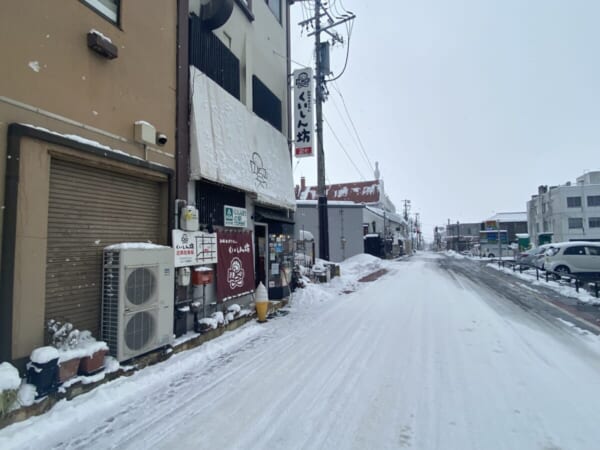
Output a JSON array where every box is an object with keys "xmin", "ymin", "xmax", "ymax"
[
  {"xmin": 569, "ymin": 217, "xmax": 583, "ymax": 229},
  {"xmin": 567, "ymin": 196, "xmax": 582, "ymax": 208},
  {"xmin": 589, "ymin": 218, "xmax": 600, "ymax": 228},
  {"xmin": 252, "ymin": 75, "xmax": 282, "ymax": 131},
  {"xmin": 265, "ymin": 0, "xmax": 281, "ymax": 22},
  {"xmin": 81, "ymin": 0, "xmax": 120, "ymax": 24},
  {"xmin": 588, "ymin": 195, "xmax": 600, "ymax": 207},
  {"xmin": 196, "ymin": 180, "xmax": 245, "ymax": 227},
  {"xmin": 189, "ymin": 17, "xmax": 241, "ymax": 100}
]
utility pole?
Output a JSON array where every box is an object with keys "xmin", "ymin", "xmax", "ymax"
[
  {"xmin": 415, "ymin": 213, "xmax": 420, "ymax": 251},
  {"xmin": 299, "ymin": 0, "xmax": 355, "ymax": 261},
  {"xmin": 314, "ymin": 0, "xmax": 329, "ymax": 261},
  {"xmin": 456, "ymin": 220, "xmax": 460, "ymax": 252},
  {"xmin": 402, "ymin": 200, "xmax": 411, "ymax": 221}
]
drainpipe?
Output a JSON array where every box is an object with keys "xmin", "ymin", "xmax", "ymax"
[{"xmin": 176, "ymin": 0, "xmax": 190, "ymax": 207}]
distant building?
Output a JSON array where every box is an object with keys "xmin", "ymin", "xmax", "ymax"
[
  {"xmin": 294, "ymin": 166, "xmax": 409, "ymax": 260},
  {"xmin": 527, "ymin": 171, "xmax": 600, "ymax": 245},
  {"xmin": 296, "ymin": 201, "xmax": 364, "ymax": 262},
  {"xmin": 484, "ymin": 212, "xmax": 528, "ymax": 243},
  {"xmin": 445, "ymin": 222, "xmax": 481, "ymax": 252}
]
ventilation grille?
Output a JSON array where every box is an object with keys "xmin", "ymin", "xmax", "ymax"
[
  {"xmin": 102, "ymin": 250, "xmax": 121, "ymax": 356},
  {"xmin": 125, "ymin": 267, "xmax": 157, "ymax": 306},
  {"xmin": 125, "ymin": 310, "xmax": 156, "ymax": 351}
]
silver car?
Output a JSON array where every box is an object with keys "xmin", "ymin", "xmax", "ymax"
[
  {"xmin": 544, "ymin": 242, "xmax": 600, "ymax": 275},
  {"xmin": 515, "ymin": 244, "xmax": 551, "ymax": 268}
]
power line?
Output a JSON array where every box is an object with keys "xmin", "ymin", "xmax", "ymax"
[
  {"xmin": 324, "ymin": 115, "xmax": 366, "ymax": 180},
  {"xmin": 328, "ymin": 95, "xmax": 371, "ymax": 171},
  {"xmin": 325, "ymin": 16, "xmax": 354, "ymax": 82},
  {"xmin": 331, "ymin": 82, "xmax": 374, "ymax": 173}
]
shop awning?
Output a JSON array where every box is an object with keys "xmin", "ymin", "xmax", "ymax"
[
  {"xmin": 189, "ymin": 68, "xmax": 296, "ymax": 210},
  {"xmin": 255, "ymin": 208, "xmax": 295, "ymax": 224}
]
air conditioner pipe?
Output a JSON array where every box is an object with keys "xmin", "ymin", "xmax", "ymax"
[{"xmin": 174, "ymin": 199, "xmax": 187, "ymax": 231}]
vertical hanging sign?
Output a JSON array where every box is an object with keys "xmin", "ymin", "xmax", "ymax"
[{"xmin": 293, "ymin": 68, "xmax": 314, "ymax": 158}]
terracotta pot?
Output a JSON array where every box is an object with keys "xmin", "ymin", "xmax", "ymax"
[
  {"xmin": 58, "ymin": 357, "xmax": 81, "ymax": 383},
  {"xmin": 79, "ymin": 349, "xmax": 107, "ymax": 376}
]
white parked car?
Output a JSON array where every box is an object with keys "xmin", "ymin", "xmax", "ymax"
[{"xmin": 544, "ymin": 242, "xmax": 600, "ymax": 275}]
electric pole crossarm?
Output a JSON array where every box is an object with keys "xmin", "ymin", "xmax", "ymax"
[
  {"xmin": 307, "ymin": 14, "xmax": 355, "ymax": 36},
  {"xmin": 323, "ymin": 29, "xmax": 343, "ymax": 44},
  {"xmin": 298, "ymin": 13, "xmax": 327, "ymax": 27}
]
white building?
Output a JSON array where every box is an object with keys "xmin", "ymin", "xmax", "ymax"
[
  {"xmin": 527, "ymin": 171, "xmax": 600, "ymax": 245},
  {"xmin": 187, "ymin": 0, "xmax": 296, "ymax": 301}
]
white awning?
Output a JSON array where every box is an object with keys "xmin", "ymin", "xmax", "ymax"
[{"xmin": 190, "ymin": 67, "xmax": 295, "ymax": 210}]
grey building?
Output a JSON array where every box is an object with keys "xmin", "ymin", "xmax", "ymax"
[{"xmin": 295, "ymin": 201, "xmax": 365, "ymax": 262}]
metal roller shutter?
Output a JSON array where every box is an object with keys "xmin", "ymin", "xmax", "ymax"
[{"xmin": 45, "ymin": 158, "xmax": 163, "ymax": 338}]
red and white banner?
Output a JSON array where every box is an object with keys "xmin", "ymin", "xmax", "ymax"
[
  {"xmin": 216, "ymin": 230, "xmax": 255, "ymax": 302},
  {"xmin": 293, "ymin": 68, "xmax": 314, "ymax": 158}
]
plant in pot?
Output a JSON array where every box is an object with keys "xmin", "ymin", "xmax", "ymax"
[
  {"xmin": 47, "ymin": 319, "xmax": 82, "ymax": 384},
  {"xmin": 0, "ymin": 362, "xmax": 21, "ymax": 417}
]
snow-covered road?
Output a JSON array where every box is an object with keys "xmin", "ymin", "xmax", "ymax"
[{"xmin": 4, "ymin": 253, "xmax": 600, "ymax": 449}]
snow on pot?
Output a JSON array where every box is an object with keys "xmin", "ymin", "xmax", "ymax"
[
  {"xmin": 255, "ymin": 282, "xmax": 269, "ymax": 323},
  {"xmin": 0, "ymin": 362, "xmax": 21, "ymax": 416},
  {"xmin": 27, "ymin": 346, "xmax": 59, "ymax": 399},
  {"xmin": 196, "ymin": 317, "xmax": 218, "ymax": 333},
  {"xmin": 227, "ymin": 303, "xmax": 241, "ymax": 318}
]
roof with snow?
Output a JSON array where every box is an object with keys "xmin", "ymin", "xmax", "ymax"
[
  {"xmin": 364, "ymin": 205, "xmax": 407, "ymax": 226},
  {"xmin": 487, "ymin": 212, "xmax": 527, "ymax": 223},
  {"xmin": 295, "ymin": 180, "xmax": 382, "ymax": 204}
]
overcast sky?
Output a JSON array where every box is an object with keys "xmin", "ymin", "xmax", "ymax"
[{"xmin": 289, "ymin": 0, "xmax": 600, "ymax": 239}]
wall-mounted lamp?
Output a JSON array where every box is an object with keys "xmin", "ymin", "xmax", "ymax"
[{"xmin": 87, "ymin": 30, "xmax": 118, "ymax": 59}]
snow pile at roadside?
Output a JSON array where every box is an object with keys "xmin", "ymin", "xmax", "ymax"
[
  {"xmin": 291, "ymin": 254, "xmax": 389, "ymax": 309},
  {"xmin": 488, "ymin": 263, "xmax": 600, "ymax": 305},
  {"xmin": 0, "ymin": 325, "xmax": 267, "ymax": 448},
  {"xmin": 446, "ymin": 250, "xmax": 466, "ymax": 259}
]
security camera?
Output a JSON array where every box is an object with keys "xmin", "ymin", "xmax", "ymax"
[{"xmin": 156, "ymin": 132, "xmax": 168, "ymax": 146}]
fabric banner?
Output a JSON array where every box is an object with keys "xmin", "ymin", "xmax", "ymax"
[
  {"xmin": 216, "ymin": 230, "xmax": 255, "ymax": 301},
  {"xmin": 189, "ymin": 67, "xmax": 296, "ymax": 209}
]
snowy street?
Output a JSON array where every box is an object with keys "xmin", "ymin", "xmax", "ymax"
[{"xmin": 4, "ymin": 253, "xmax": 600, "ymax": 449}]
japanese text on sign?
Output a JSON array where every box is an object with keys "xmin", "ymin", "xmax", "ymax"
[
  {"xmin": 293, "ymin": 68, "xmax": 314, "ymax": 158},
  {"xmin": 172, "ymin": 229, "xmax": 218, "ymax": 267}
]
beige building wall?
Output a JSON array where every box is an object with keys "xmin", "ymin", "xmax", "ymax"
[
  {"xmin": 0, "ymin": 0, "xmax": 177, "ymax": 254},
  {"xmin": 0, "ymin": 1, "xmax": 177, "ymax": 363}
]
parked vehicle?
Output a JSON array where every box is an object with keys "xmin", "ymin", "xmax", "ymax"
[
  {"xmin": 516, "ymin": 244, "xmax": 551, "ymax": 267},
  {"xmin": 544, "ymin": 242, "xmax": 600, "ymax": 275},
  {"xmin": 479, "ymin": 230, "xmax": 510, "ymax": 258}
]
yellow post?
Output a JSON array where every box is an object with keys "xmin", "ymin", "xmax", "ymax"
[{"xmin": 255, "ymin": 282, "xmax": 269, "ymax": 322}]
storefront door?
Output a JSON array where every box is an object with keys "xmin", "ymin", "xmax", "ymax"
[{"xmin": 254, "ymin": 223, "xmax": 268, "ymax": 288}]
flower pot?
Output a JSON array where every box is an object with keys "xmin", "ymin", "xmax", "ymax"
[
  {"xmin": 79, "ymin": 349, "xmax": 107, "ymax": 376},
  {"xmin": 58, "ymin": 357, "xmax": 81, "ymax": 384}
]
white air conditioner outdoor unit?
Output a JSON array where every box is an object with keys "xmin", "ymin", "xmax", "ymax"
[{"xmin": 101, "ymin": 244, "xmax": 174, "ymax": 362}]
